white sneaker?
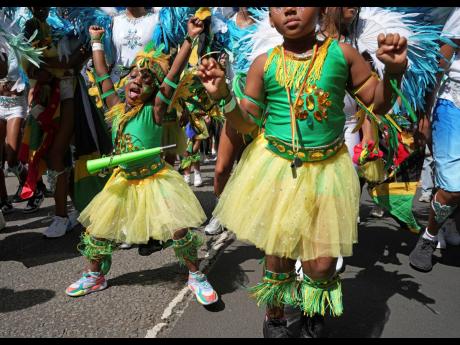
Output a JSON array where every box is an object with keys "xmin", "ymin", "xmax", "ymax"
[
  {"xmin": 204, "ymin": 216, "xmax": 224, "ymax": 235},
  {"xmin": 437, "ymin": 229, "xmax": 446, "ymax": 249},
  {"xmin": 184, "ymin": 174, "xmax": 191, "ymax": 185},
  {"xmin": 43, "ymin": 216, "xmax": 71, "ymax": 238},
  {"xmin": 418, "ymin": 193, "xmax": 431, "ymax": 203},
  {"xmin": 119, "ymin": 242, "xmax": 132, "ymax": 249},
  {"xmin": 68, "ymin": 209, "xmax": 80, "ymax": 229},
  {"xmin": 0, "ymin": 210, "xmax": 5, "ymax": 230},
  {"xmin": 441, "ymin": 219, "xmax": 460, "ymax": 246},
  {"xmin": 370, "ymin": 206, "xmax": 385, "ymax": 218},
  {"xmin": 194, "ymin": 172, "xmax": 203, "ymax": 187}
]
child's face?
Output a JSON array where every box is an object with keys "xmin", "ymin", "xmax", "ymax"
[
  {"xmin": 125, "ymin": 67, "xmax": 156, "ymax": 105},
  {"xmin": 31, "ymin": 7, "xmax": 50, "ymax": 22},
  {"xmin": 269, "ymin": 7, "xmax": 319, "ymax": 39}
]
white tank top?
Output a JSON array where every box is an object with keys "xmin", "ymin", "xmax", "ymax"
[{"xmin": 111, "ymin": 11, "xmax": 159, "ymax": 81}]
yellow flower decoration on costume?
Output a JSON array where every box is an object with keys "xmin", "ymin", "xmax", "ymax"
[{"xmin": 195, "ymin": 7, "xmax": 211, "ymax": 20}]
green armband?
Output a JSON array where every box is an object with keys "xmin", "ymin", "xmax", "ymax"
[
  {"xmin": 247, "ymin": 110, "xmax": 263, "ymax": 127},
  {"xmin": 157, "ymin": 90, "xmax": 171, "ymax": 105},
  {"xmin": 232, "ymin": 72, "xmax": 266, "ymax": 111},
  {"xmin": 163, "ymin": 77, "xmax": 178, "ymax": 89},
  {"xmin": 101, "ymin": 89, "xmax": 115, "ymax": 100},
  {"xmin": 95, "ymin": 73, "xmax": 111, "ymax": 83}
]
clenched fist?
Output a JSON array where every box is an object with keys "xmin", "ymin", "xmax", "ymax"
[{"xmin": 376, "ymin": 33, "xmax": 408, "ymax": 74}]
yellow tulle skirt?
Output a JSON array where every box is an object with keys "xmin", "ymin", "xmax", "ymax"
[
  {"xmin": 78, "ymin": 165, "xmax": 206, "ymax": 244},
  {"xmin": 214, "ymin": 134, "xmax": 360, "ymax": 261},
  {"xmin": 162, "ymin": 121, "xmax": 187, "ymax": 155}
]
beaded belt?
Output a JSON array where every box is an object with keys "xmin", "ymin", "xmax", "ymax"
[
  {"xmin": 265, "ymin": 134, "xmax": 344, "ymax": 163},
  {"xmin": 119, "ymin": 160, "xmax": 166, "ymax": 180}
]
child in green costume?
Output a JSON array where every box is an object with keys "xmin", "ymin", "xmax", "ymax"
[
  {"xmin": 198, "ymin": 7, "xmax": 408, "ymax": 337},
  {"xmin": 66, "ymin": 17, "xmax": 218, "ymax": 307}
]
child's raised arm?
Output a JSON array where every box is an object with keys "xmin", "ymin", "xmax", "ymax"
[
  {"xmin": 154, "ymin": 17, "xmax": 204, "ymax": 122},
  {"xmin": 341, "ymin": 33, "xmax": 408, "ymax": 115},
  {"xmin": 88, "ymin": 25, "xmax": 120, "ymax": 109}
]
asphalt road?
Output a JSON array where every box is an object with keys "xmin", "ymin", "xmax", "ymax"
[
  {"xmin": 164, "ymin": 184, "xmax": 460, "ymax": 338},
  {"xmin": 1, "ymin": 161, "xmax": 459, "ymax": 338}
]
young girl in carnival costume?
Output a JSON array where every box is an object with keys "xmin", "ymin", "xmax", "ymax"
[
  {"xmin": 176, "ymin": 8, "xmax": 216, "ymax": 188},
  {"xmin": 65, "ymin": 6, "xmax": 195, "ymax": 253},
  {"xmin": 65, "ymin": 18, "xmax": 219, "ymax": 307},
  {"xmin": 198, "ymin": 7, "xmax": 408, "ymax": 337}
]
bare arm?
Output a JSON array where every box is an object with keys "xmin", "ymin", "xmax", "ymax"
[
  {"xmin": 154, "ymin": 17, "xmax": 205, "ymax": 123},
  {"xmin": 88, "ymin": 25, "xmax": 120, "ymax": 109},
  {"xmin": 340, "ymin": 33, "xmax": 408, "ymax": 116}
]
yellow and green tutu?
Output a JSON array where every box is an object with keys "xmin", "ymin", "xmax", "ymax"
[
  {"xmin": 214, "ymin": 134, "xmax": 360, "ymax": 261},
  {"xmin": 78, "ymin": 164, "xmax": 206, "ymax": 244}
]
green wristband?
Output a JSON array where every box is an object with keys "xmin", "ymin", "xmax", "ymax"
[
  {"xmin": 157, "ymin": 90, "xmax": 171, "ymax": 105},
  {"xmin": 163, "ymin": 77, "xmax": 178, "ymax": 89},
  {"xmin": 101, "ymin": 89, "xmax": 115, "ymax": 100}
]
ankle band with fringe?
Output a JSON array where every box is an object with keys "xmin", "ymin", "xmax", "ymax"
[
  {"xmin": 249, "ymin": 270, "xmax": 300, "ymax": 308},
  {"xmin": 173, "ymin": 230, "xmax": 204, "ymax": 266},
  {"xmin": 77, "ymin": 232, "xmax": 116, "ymax": 275},
  {"xmin": 300, "ymin": 274, "xmax": 343, "ymax": 317}
]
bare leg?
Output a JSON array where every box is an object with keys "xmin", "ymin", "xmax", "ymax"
[
  {"xmin": 47, "ymin": 98, "xmax": 74, "ymax": 217},
  {"xmin": 5, "ymin": 117, "xmax": 27, "ymax": 183},
  {"xmin": 426, "ymin": 189, "xmax": 460, "ymax": 235},
  {"xmin": 214, "ymin": 121, "xmax": 245, "ymax": 196}
]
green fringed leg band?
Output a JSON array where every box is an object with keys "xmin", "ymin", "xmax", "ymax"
[
  {"xmin": 190, "ymin": 152, "xmax": 201, "ymax": 163},
  {"xmin": 300, "ymin": 274, "xmax": 343, "ymax": 317},
  {"xmin": 180, "ymin": 152, "xmax": 201, "ymax": 170},
  {"xmin": 248, "ymin": 270, "xmax": 300, "ymax": 309},
  {"xmin": 77, "ymin": 232, "xmax": 116, "ymax": 275},
  {"xmin": 173, "ymin": 230, "xmax": 204, "ymax": 267},
  {"xmin": 180, "ymin": 156, "xmax": 193, "ymax": 170}
]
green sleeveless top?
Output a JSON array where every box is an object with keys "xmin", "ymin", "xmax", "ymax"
[
  {"xmin": 112, "ymin": 104, "xmax": 164, "ymax": 178},
  {"xmin": 263, "ymin": 39, "xmax": 348, "ymax": 148}
]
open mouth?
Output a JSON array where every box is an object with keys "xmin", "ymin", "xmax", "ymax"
[{"xmin": 128, "ymin": 87, "xmax": 141, "ymax": 100}]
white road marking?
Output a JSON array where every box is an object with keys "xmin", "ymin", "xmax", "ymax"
[{"xmin": 144, "ymin": 231, "xmax": 234, "ymax": 338}]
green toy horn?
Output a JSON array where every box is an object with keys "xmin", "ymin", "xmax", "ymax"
[{"xmin": 86, "ymin": 144, "xmax": 177, "ymax": 174}]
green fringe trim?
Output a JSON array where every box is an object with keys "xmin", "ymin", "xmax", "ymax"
[
  {"xmin": 248, "ymin": 270, "xmax": 300, "ymax": 308},
  {"xmin": 173, "ymin": 230, "xmax": 204, "ymax": 266},
  {"xmin": 190, "ymin": 152, "xmax": 201, "ymax": 163},
  {"xmin": 180, "ymin": 153, "xmax": 201, "ymax": 170},
  {"xmin": 300, "ymin": 275, "xmax": 343, "ymax": 317},
  {"xmin": 180, "ymin": 156, "xmax": 193, "ymax": 170},
  {"xmin": 77, "ymin": 232, "xmax": 116, "ymax": 275}
]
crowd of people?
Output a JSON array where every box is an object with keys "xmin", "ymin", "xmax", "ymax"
[{"xmin": 0, "ymin": 6, "xmax": 459, "ymax": 338}]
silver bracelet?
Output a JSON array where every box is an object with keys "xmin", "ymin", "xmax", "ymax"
[
  {"xmin": 92, "ymin": 42, "xmax": 104, "ymax": 51},
  {"xmin": 223, "ymin": 94, "xmax": 237, "ymax": 114}
]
